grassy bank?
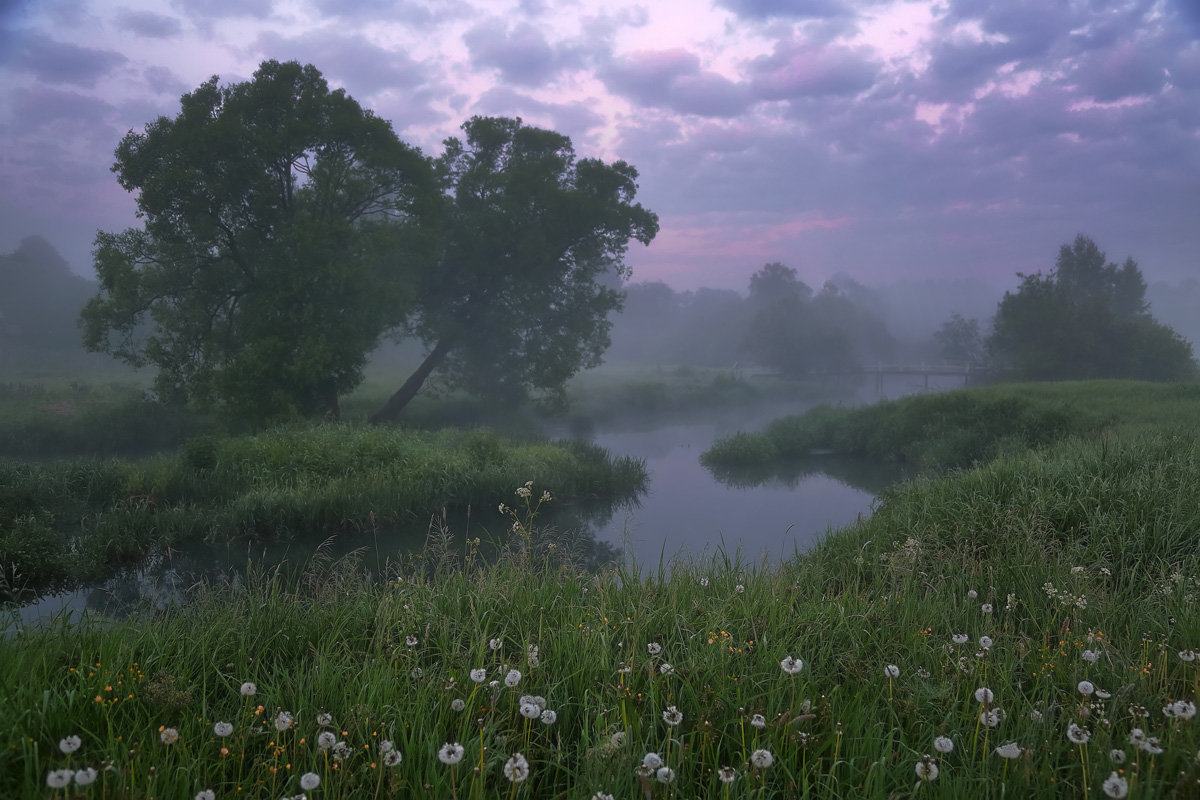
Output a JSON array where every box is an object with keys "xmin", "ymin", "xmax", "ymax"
[
  {"xmin": 0, "ymin": 426, "xmax": 645, "ymax": 599},
  {"xmin": 3, "ymin": 381, "xmax": 1199, "ymax": 797},
  {"xmin": 702, "ymin": 380, "xmax": 1200, "ymax": 471}
]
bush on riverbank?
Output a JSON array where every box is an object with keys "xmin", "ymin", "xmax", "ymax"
[
  {"xmin": 700, "ymin": 380, "xmax": 1200, "ymax": 471},
  {"xmin": 0, "ymin": 426, "xmax": 645, "ymax": 599}
]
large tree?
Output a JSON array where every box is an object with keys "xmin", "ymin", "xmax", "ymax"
[
  {"xmin": 370, "ymin": 117, "xmax": 658, "ymax": 422},
  {"xmin": 988, "ymin": 235, "xmax": 1196, "ymax": 380},
  {"xmin": 81, "ymin": 60, "xmax": 436, "ymax": 422}
]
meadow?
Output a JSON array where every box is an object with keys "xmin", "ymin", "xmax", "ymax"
[{"xmin": 3, "ymin": 380, "xmax": 1200, "ymax": 797}]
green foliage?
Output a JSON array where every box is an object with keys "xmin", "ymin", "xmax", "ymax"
[
  {"xmin": 741, "ymin": 263, "xmax": 894, "ymax": 376},
  {"xmin": 5, "ymin": 415, "xmax": 1200, "ymax": 796},
  {"xmin": 0, "ymin": 426, "xmax": 646, "ymax": 598},
  {"xmin": 80, "ymin": 60, "xmax": 438, "ymax": 424},
  {"xmin": 988, "ymin": 235, "xmax": 1197, "ymax": 381},
  {"xmin": 372, "ymin": 116, "xmax": 659, "ymax": 421},
  {"xmin": 702, "ymin": 383, "xmax": 1115, "ymax": 471},
  {"xmin": 933, "ymin": 313, "xmax": 983, "ymax": 362}
]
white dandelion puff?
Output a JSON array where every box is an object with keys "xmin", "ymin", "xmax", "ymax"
[
  {"xmin": 540, "ymin": 709, "xmax": 557, "ymax": 725},
  {"xmin": 717, "ymin": 766, "xmax": 737, "ymax": 783},
  {"xmin": 58, "ymin": 735, "xmax": 82, "ymax": 754},
  {"xmin": 239, "ymin": 681, "xmax": 256, "ymax": 696},
  {"xmin": 1102, "ymin": 772, "xmax": 1129, "ymax": 798},
  {"xmin": 300, "ymin": 772, "xmax": 320, "ymax": 790},
  {"xmin": 647, "ymin": 643, "xmax": 662, "ymax": 655},
  {"xmin": 884, "ymin": 664, "xmax": 900, "ymax": 678},
  {"xmin": 749, "ymin": 713, "xmax": 766, "ymax": 728},
  {"xmin": 73, "ymin": 768, "xmax": 98, "ymax": 786},
  {"xmin": 504, "ymin": 669, "xmax": 522, "ymax": 687},
  {"xmin": 160, "ymin": 727, "xmax": 180, "ymax": 745},
  {"xmin": 213, "ymin": 721, "xmax": 233, "ymax": 737},
  {"xmin": 974, "ymin": 687, "xmax": 994, "ymax": 703},
  {"xmin": 1077, "ymin": 680, "xmax": 1095, "ymax": 696},
  {"xmin": 995, "ymin": 742, "xmax": 1021, "ymax": 759},
  {"xmin": 503, "ymin": 752, "xmax": 530, "ymax": 782},
  {"xmin": 656, "ymin": 766, "xmax": 676, "ymax": 783},
  {"xmin": 780, "ymin": 656, "xmax": 804, "ymax": 674},
  {"xmin": 46, "ymin": 770, "xmax": 73, "ymax": 789},
  {"xmin": 470, "ymin": 668, "xmax": 487, "ymax": 683},
  {"xmin": 662, "ymin": 706, "xmax": 683, "ymax": 726},
  {"xmin": 952, "ymin": 634, "xmax": 969, "ymax": 645},
  {"xmin": 750, "ymin": 749, "xmax": 774, "ymax": 768},
  {"xmin": 642, "ymin": 752, "xmax": 663, "ymax": 770},
  {"xmin": 383, "ymin": 749, "xmax": 402, "ymax": 767},
  {"xmin": 273, "ymin": 711, "xmax": 293, "ymax": 731},
  {"xmin": 439, "ymin": 742, "xmax": 465, "ymax": 764},
  {"xmin": 1067, "ymin": 723, "xmax": 1090, "ymax": 744},
  {"xmin": 915, "ymin": 760, "xmax": 938, "ymax": 781},
  {"xmin": 451, "ymin": 698, "xmax": 465, "ymax": 712},
  {"xmin": 934, "ymin": 736, "xmax": 954, "ymax": 754},
  {"xmin": 520, "ymin": 702, "xmax": 540, "ymax": 720},
  {"xmin": 318, "ymin": 731, "xmax": 337, "ymax": 750}
]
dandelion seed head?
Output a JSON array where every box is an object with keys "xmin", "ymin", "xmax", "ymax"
[
  {"xmin": 1083, "ymin": 649, "xmax": 1100, "ymax": 663},
  {"xmin": 659, "ymin": 663, "xmax": 674, "ymax": 675},
  {"xmin": 717, "ymin": 766, "xmax": 737, "ymax": 783},
  {"xmin": 967, "ymin": 589, "xmax": 978, "ymax": 599},
  {"xmin": 934, "ymin": 736, "xmax": 954, "ymax": 753},
  {"xmin": 503, "ymin": 752, "xmax": 529, "ymax": 782},
  {"xmin": 195, "ymin": 791, "xmax": 217, "ymax": 800},
  {"xmin": 780, "ymin": 656, "xmax": 804, "ymax": 674},
  {"xmin": 273, "ymin": 711, "xmax": 293, "ymax": 732},
  {"xmin": 995, "ymin": 741, "xmax": 1021, "ymax": 759},
  {"xmin": 915, "ymin": 760, "xmax": 938, "ymax": 781},
  {"xmin": 318, "ymin": 731, "xmax": 337, "ymax": 750},
  {"xmin": 749, "ymin": 713, "xmax": 766, "ymax": 728},
  {"xmin": 981, "ymin": 603, "xmax": 993, "ymax": 614},
  {"xmin": 1102, "ymin": 772, "xmax": 1129, "ymax": 798},
  {"xmin": 1180, "ymin": 649, "xmax": 1197, "ymax": 662},
  {"xmin": 1078, "ymin": 680, "xmax": 1095, "ymax": 696},
  {"xmin": 489, "ymin": 638, "xmax": 502, "ymax": 651},
  {"xmin": 979, "ymin": 635, "xmax": 993, "ymax": 650},
  {"xmin": 58, "ymin": 735, "xmax": 82, "ymax": 754},
  {"xmin": 73, "ymin": 767, "xmax": 97, "ymax": 786},
  {"xmin": 504, "ymin": 669, "xmax": 522, "ymax": 687},
  {"xmin": 952, "ymin": 634, "xmax": 968, "ymax": 644},
  {"xmin": 213, "ymin": 721, "xmax": 233, "ymax": 737},
  {"xmin": 662, "ymin": 706, "xmax": 683, "ymax": 726},
  {"xmin": 384, "ymin": 749, "xmax": 402, "ymax": 767},
  {"xmin": 642, "ymin": 752, "xmax": 663, "ymax": 769},
  {"xmin": 520, "ymin": 702, "xmax": 540, "ymax": 719},
  {"xmin": 647, "ymin": 642, "xmax": 662, "ymax": 655},
  {"xmin": 735, "ymin": 584, "xmax": 745, "ymax": 593},
  {"xmin": 240, "ymin": 681, "xmax": 256, "ymax": 696},
  {"xmin": 451, "ymin": 698, "xmax": 465, "ymax": 712},
  {"xmin": 316, "ymin": 712, "xmax": 333, "ymax": 727},
  {"xmin": 750, "ymin": 748, "xmax": 774, "ymax": 768},
  {"xmin": 439, "ymin": 742, "xmax": 465, "ymax": 764},
  {"xmin": 975, "ymin": 687, "xmax": 994, "ymax": 703},
  {"xmin": 300, "ymin": 772, "xmax": 320, "ymax": 790},
  {"xmin": 406, "ymin": 635, "xmax": 418, "ymax": 647},
  {"xmin": 160, "ymin": 727, "xmax": 180, "ymax": 745},
  {"xmin": 469, "ymin": 668, "xmax": 487, "ymax": 683},
  {"xmin": 1067, "ymin": 723, "xmax": 1091, "ymax": 744},
  {"xmin": 656, "ymin": 766, "xmax": 676, "ymax": 783},
  {"xmin": 1110, "ymin": 748, "xmax": 1126, "ymax": 763},
  {"xmin": 540, "ymin": 709, "xmax": 557, "ymax": 725},
  {"xmin": 46, "ymin": 769, "xmax": 73, "ymax": 789},
  {"xmin": 884, "ymin": 664, "xmax": 900, "ymax": 678}
]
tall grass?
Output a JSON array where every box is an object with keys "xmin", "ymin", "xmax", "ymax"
[
  {"xmin": 0, "ymin": 425, "xmax": 645, "ymax": 599},
  {"xmin": 3, "ymin": 381, "xmax": 1199, "ymax": 797}
]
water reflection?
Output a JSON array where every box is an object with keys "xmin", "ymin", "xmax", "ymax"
[{"xmin": 704, "ymin": 452, "xmax": 915, "ymax": 495}]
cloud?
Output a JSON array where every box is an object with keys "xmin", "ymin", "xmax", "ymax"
[
  {"xmin": 1070, "ymin": 40, "xmax": 1168, "ymax": 102},
  {"xmin": 5, "ymin": 32, "xmax": 127, "ymax": 87},
  {"xmin": 715, "ymin": 0, "xmax": 852, "ymax": 21},
  {"xmin": 170, "ymin": 0, "xmax": 273, "ymax": 20},
  {"xmin": 748, "ymin": 40, "xmax": 880, "ymax": 99},
  {"xmin": 143, "ymin": 65, "xmax": 189, "ymax": 96},
  {"xmin": 250, "ymin": 30, "xmax": 431, "ymax": 96},
  {"xmin": 305, "ymin": 0, "xmax": 468, "ymax": 26},
  {"xmin": 463, "ymin": 19, "xmax": 575, "ymax": 87},
  {"xmin": 600, "ymin": 49, "xmax": 752, "ymax": 117},
  {"xmin": 8, "ymin": 85, "xmax": 118, "ymax": 130},
  {"xmin": 471, "ymin": 85, "xmax": 605, "ymax": 140},
  {"xmin": 114, "ymin": 8, "xmax": 183, "ymax": 38}
]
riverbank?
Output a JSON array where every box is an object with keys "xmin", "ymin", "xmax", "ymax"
[
  {"xmin": 0, "ymin": 426, "xmax": 644, "ymax": 600},
  {"xmin": 4, "ymin": 380, "xmax": 1198, "ymax": 797}
]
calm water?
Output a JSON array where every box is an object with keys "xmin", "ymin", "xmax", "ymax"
[{"xmin": 7, "ymin": 374, "xmax": 955, "ymax": 630}]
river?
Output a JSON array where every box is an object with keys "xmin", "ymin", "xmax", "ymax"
[{"xmin": 6, "ymin": 373, "xmax": 957, "ymax": 630}]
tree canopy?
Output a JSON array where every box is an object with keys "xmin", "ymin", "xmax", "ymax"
[
  {"xmin": 987, "ymin": 235, "xmax": 1196, "ymax": 381},
  {"xmin": 80, "ymin": 60, "xmax": 437, "ymax": 422},
  {"xmin": 369, "ymin": 116, "xmax": 659, "ymax": 422}
]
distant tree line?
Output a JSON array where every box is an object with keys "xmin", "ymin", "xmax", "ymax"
[
  {"xmin": 608, "ymin": 263, "xmax": 897, "ymax": 374},
  {"xmin": 932, "ymin": 235, "xmax": 1196, "ymax": 382}
]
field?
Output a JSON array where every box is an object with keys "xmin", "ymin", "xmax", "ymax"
[{"xmin": 3, "ymin": 379, "xmax": 1200, "ymax": 797}]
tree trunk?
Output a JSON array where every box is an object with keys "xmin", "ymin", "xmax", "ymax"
[{"xmin": 369, "ymin": 338, "xmax": 453, "ymax": 423}]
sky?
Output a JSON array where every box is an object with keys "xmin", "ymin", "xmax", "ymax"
[{"xmin": 1, "ymin": 0, "xmax": 1198, "ymax": 293}]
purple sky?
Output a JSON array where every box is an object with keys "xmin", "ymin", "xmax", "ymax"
[{"xmin": 1, "ymin": 0, "xmax": 1198, "ymax": 293}]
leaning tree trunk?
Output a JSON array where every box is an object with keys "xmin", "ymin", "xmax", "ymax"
[{"xmin": 369, "ymin": 338, "xmax": 453, "ymax": 423}]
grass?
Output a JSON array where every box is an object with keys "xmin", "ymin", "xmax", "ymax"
[
  {"xmin": 701, "ymin": 380, "xmax": 1200, "ymax": 472},
  {"xmin": 0, "ymin": 425, "xmax": 645, "ymax": 600},
  {"xmin": 2, "ymin": 380, "xmax": 1199, "ymax": 797}
]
